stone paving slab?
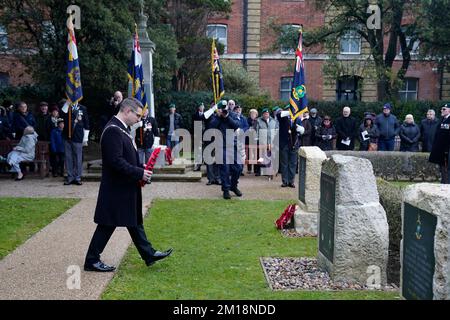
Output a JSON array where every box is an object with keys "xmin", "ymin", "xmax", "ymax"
[{"xmin": 0, "ymin": 174, "xmax": 296, "ymax": 299}]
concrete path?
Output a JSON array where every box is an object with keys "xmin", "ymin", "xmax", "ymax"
[{"xmin": 0, "ymin": 174, "xmax": 296, "ymax": 299}]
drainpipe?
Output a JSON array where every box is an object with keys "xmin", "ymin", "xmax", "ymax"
[
  {"xmin": 439, "ymin": 59, "xmax": 444, "ymax": 101},
  {"xmin": 243, "ymin": 0, "xmax": 248, "ymax": 69}
]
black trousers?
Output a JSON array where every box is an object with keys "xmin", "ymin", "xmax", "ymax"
[{"xmin": 85, "ymin": 224, "xmax": 156, "ymax": 266}]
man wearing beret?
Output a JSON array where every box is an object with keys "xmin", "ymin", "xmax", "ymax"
[{"xmin": 429, "ymin": 103, "xmax": 450, "ymax": 184}]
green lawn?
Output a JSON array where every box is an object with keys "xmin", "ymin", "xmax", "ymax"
[
  {"xmin": 0, "ymin": 197, "xmax": 79, "ymax": 259},
  {"xmin": 103, "ymin": 199, "xmax": 399, "ymax": 300}
]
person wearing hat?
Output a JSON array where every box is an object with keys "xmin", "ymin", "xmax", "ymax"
[
  {"xmin": 162, "ymin": 103, "xmax": 183, "ymax": 150},
  {"xmin": 209, "ymin": 100, "xmax": 243, "ymax": 199},
  {"xmin": 308, "ymin": 108, "xmax": 322, "ymax": 146},
  {"xmin": 315, "ymin": 115, "xmax": 336, "ymax": 151},
  {"xmin": 50, "ymin": 118, "xmax": 65, "ymax": 177},
  {"xmin": 35, "ymin": 101, "xmax": 52, "ymax": 141},
  {"xmin": 256, "ymin": 107, "xmax": 278, "ymax": 177},
  {"xmin": 375, "ymin": 102, "xmax": 400, "ymax": 151},
  {"xmin": 277, "ymin": 105, "xmax": 304, "ymax": 187},
  {"xmin": 429, "ymin": 103, "xmax": 450, "ymax": 184},
  {"xmin": 359, "ymin": 114, "xmax": 379, "ymax": 151}
]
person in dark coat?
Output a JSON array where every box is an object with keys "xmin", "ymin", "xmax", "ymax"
[
  {"xmin": 300, "ymin": 111, "xmax": 313, "ymax": 146},
  {"xmin": 192, "ymin": 103, "xmax": 205, "ymax": 171},
  {"xmin": 0, "ymin": 106, "xmax": 12, "ymax": 140},
  {"xmin": 34, "ymin": 101, "xmax": 52, "ymax": 141},
  {"xmin": 420, "ymin": 109, "xmax": 439, "ymax": 152},
  {"xmin": 335, "ymin": 106, "xmax": 358, "ymax": 151},
  {"xmin": 84, "ymin": 98, "xmax": 173, "ymax": 272},
  {"xmin": 399, "ymin": 114, "xmax": 421, "ymax": 152},
  {"xmin": 134, "ymin": 108, "xmax": 159, "ymax": 164},
  {"xmin": 50, "ymin": 118, "xmax": 65, "ymax": 177},
  {"xmin": 308, "ymin": 108, "xmax": 322, "ymax": 146},
  {"xmin": 375, "ymin": 103, "xmax": 400, "ymax": 151},
  {"xmin": 429, "ymin": 103, "xmax": 450, "ymax": 184},
  {"xmin": 359, "ymin": 115, "xmax": 379, "ymax": 151},
  {"xmin": 315, "ymin": 115, "xmax": 336, "ymax": 151},
  {"xmin": 203, "ymin": 103, "xmax": 221, "ymax": 185},
  {"xmin": 12, "ymin": 101, "xmax": 36, "ymax": 140},
  {"xmin": 277, "ymin": 106, "xmax": 304, "ymax": 188}
]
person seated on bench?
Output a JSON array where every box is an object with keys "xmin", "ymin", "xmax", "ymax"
[{"xmin": 6, "ymin": 126, "xmax": 38, "ymax": 180}]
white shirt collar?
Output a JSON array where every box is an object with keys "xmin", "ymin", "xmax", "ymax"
[{"xmin": 114, "ymin": 115, "xmax": 128, "ymax": 130}]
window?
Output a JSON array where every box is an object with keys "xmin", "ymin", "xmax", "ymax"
[
  {"xmin": 0, "ymin": 72, "xmax": 9, "ymax": 87},
  {"xmin": 0, "ymin": 25, "xmax": 8, "ymax": 49},
  {"xmin": 42, "ymin": 21, "xmax": 56, "ymax": 51},
  {"xmin": 280, "ymin": 77, "xmax": 293, "ymax": 101},
  {"xmin": 399, "ymin": 78, "xmax": 418, "ymax": 101},
  {"xmin": 280, "ymin": 24, "xmax": 300, "ymax": 54},
  {"xmin": 207, "ymin": 24, "xmax": 227, "ymax": 53},
  {"xmin": 336, "ymin": 76, "xmax": 360, "ymax": 101},
  {"xmin": 399, "ymin": 26, "xmax": 419, "ymax": 56},
  {"xmin": 340, "ymin": 30, "xmax": 361, "ymax": 54}
]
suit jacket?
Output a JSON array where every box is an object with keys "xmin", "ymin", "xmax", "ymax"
[
  {"xmin": 94, "ymin": 117, "xmax": 144, "ymax": 227},
  {"xmin": 61, "ymin": 104, "xmax": 90, "ymax": 143}
]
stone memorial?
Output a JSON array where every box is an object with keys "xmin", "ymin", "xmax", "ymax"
[
  {"xmin": 401, "ymin": 183, "xmax": 450, "ymax": 300},
  {"xmin": 317, "ymin": 154, "xmax": 389, "ymax": 286},
  {"xmin": 294, "ymin": 147, "xmax": 327, "ymax": 236}
]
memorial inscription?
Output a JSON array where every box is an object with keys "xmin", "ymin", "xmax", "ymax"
[{"xmin": 319, "ymin": 173, "xmax": 335, "ymax": 262}]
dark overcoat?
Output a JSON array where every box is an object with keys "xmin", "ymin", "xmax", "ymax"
[
  {"xmin": 429, "ymin": 116, "xmax": 450, "ymax": 165},
  {"xmin": 94, "ymin": 117, "xmax": 144, "ymax": 227}
]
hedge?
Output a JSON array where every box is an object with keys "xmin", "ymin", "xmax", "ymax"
[
  {"xmin": 376, "ymin": 179, "xmax": 403, "ymax": 286},
  {"xmin": 325, "ymin": 150, "xmax": 441, "ymax": 181}
]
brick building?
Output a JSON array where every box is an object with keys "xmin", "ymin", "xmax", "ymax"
[{"xmin": 206, "ymin": 0, "xmax": 450, "ymax": 103}]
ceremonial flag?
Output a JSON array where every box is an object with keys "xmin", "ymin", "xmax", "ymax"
[
  {"xmin": 127, "ymin": 24, "xmax": 148, "ymax": 116},
  {"xmin": 65, "ymin": 15, "xmax": 83, "ymax": 138},
  {"xmin": 211, "ymin": 39, "xmax": 225, "ymax": 104},
  {"xmin": 289, "ymin": 27, "xmax": 308, "ymax": 120}
]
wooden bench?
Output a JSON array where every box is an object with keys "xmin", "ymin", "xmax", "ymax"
[{"xmin": 0, "ymin": 140, "xmax": 50, "ymax": 178}]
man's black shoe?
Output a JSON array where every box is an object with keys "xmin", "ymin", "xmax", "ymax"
[
  {"xmin": 281, "ymin": 183, "xmax": 288, "ymax": 188},
  {"xmin": 146, "ymin": 248, "xmax": 173, "ymax": 266},
  {"xmin": 84, "ymin": 261, "xmax": 116, "ymax": 272},
  {"xmin": 230, "ymin": 187, "xmax": 242, "ymax": 197},
  {"xmin": 288, "ymin": 183, "xmax": 295, "ymax": 188},
  {"xmin": 74, "ymin": 180, "xmax": 83, "ymax": 185},
  {"xmin": 223, "ymin": 190, "xmax": 231, "ymax": 200}
]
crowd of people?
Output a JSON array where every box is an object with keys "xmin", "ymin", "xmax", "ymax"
[{"xmin": 1, "ymin": 95, "xmax": 449, "ymax": 185}]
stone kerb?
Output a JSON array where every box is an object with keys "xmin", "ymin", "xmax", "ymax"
[
  {"xmin": 317, "ymin": 154, "xmax": 389, "ymax": 286},
  {"xmin": 401, "ymin": 183, "xmax": 450, "ymax": 300},
  {"xmin": 294, "ymin": 147, "xmax": 327, "ymax": 236}
]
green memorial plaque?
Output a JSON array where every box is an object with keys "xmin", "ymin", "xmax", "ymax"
[
  {"xmin": 402, "ymin": 202, "xmax": 437, "ymax": 300},
  {"xmin": 319, "ymin": 173, "xmax": 335, "ymax": 262},
  {"xmin": 298, "ymin": 156, "xmax": 306, "ymax": 203}
]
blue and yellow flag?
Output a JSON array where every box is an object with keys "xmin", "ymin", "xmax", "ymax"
[
  {"xmin": 127, "ymin": 24, "xmax": 148, "ymax": 115},
  {"xmin": 289, "ymin": 27, "xmax": 308, "ymax": 120},
  {"xmin": 211, "ymin": 39, "xmax": 225, "ymax": 104},
  {"xmin": 65, "ymin": 17, "xmax": 83, "ymax": 106}
]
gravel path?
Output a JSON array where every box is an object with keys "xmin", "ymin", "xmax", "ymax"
[{"xmin": 0, "ymin": 174, "xmax": 296, "ymax": 300}]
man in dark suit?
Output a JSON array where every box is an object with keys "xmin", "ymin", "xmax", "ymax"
[
  {"xmin": 84, "ymin": 98, "xmax": 173, "ymax": 272},
  {"xmin": 429, "ymin": 103, "xmax": 450, "ymax": 184}
]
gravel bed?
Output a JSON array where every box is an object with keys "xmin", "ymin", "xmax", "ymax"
[{"xmin": 261, "ymin": 257, "xmax": 397, "ymax": 291}]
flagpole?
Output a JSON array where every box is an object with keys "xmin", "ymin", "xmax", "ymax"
[{"xmin": 211, "ymin": 39, "xmax": 217, "ymax": 104}]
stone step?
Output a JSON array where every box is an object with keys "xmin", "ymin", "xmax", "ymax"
[{"xmin": 81, "ymin": 171, "xmax": 202, "ymax": 182}]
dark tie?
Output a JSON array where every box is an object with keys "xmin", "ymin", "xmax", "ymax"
[{"xmin": 127, "ymin": 126, "xmax": 131, "ymax": 133}]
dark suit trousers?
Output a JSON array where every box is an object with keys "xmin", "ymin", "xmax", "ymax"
[{"xmin": 85, "ymin": 224, "xmax": 156, "ymax": 265}]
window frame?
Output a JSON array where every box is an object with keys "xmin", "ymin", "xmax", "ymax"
[
  {"xmin": 206, "ymin": 24, "xmax": 228, "ymax": 53},
  {"xmin": 398, "ymin": 78, "xmax": 418, "ymax": 101},
  {"xmin": 0, "ymin": 25, "xmax": 8, "ymax": 49},
  {"xmin": 280, "ymin": 24, "xmax": 300, "ymax": 55},
  {"xmin": 340, "ymin": 29, "xmax": 361, "ymax": 55},
  {"xmin": 280, "ymin": 76, "xmax": 294, "ymax": 101}
]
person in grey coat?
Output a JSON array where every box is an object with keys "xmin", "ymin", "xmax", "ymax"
[
  {"xmin": 6, "ymin": 126, "xmax": 38, "ymax": 180},
  {"xmin": 420, "ymin": 109, "xmax": 439, "ymax": 152},
  {"xmin": 399, "ymin": 114, "xmax": 421, "ymax": 152}
]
